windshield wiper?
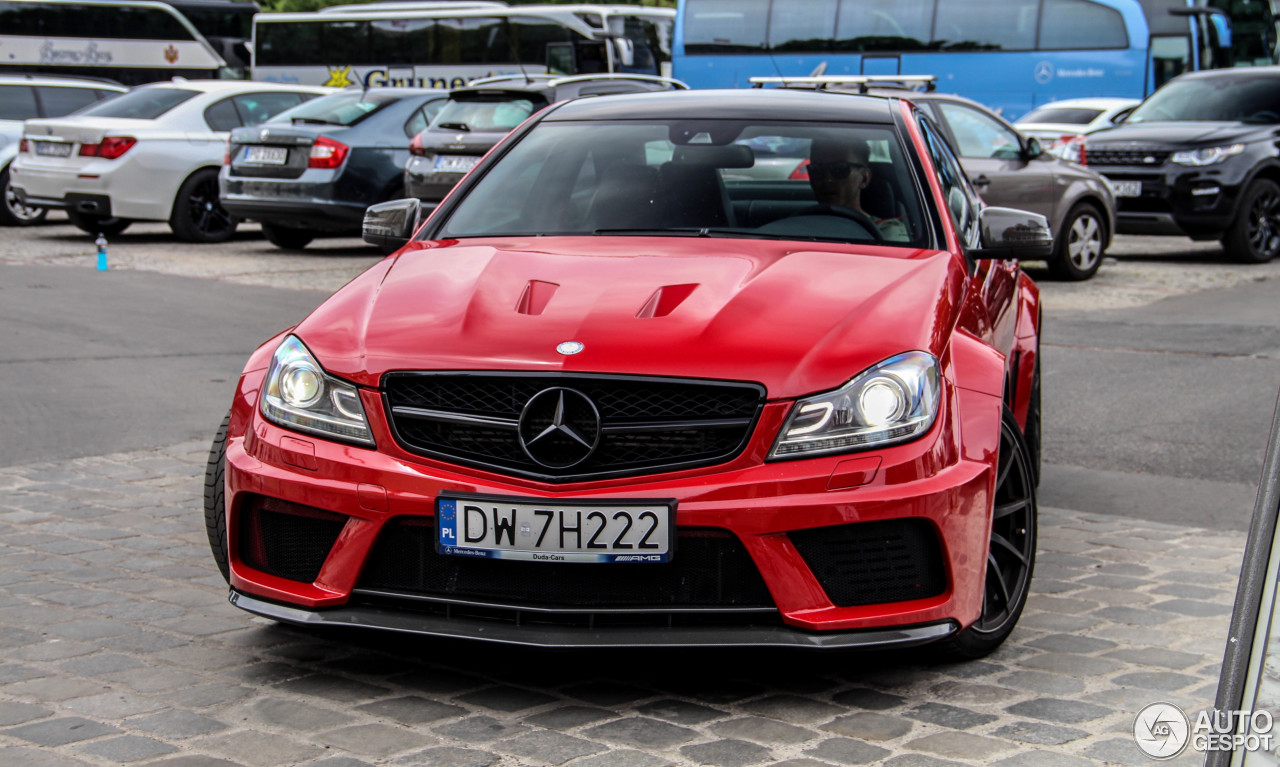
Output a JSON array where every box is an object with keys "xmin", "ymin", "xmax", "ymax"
[
  {"xmin": 437, "ymin": 122, "xmax": 471, "ymax": 132},
  {"xmin": 592, "ymin": 228, "xmax": 700, "ymax": 237}
]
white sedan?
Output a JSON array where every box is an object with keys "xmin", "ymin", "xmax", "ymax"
[
  {"xmin": 1015, "ymin": 97, "xmax": 1140, "ymax": 157},
  {"xmin": 10, "ymin": 80, "xmax": 332, "ymax": 242}
]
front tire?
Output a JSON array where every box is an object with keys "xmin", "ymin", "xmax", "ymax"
[
  {"xmin": 0, "ymin": 165, "xmax": 47, "ymax": 226},
  {"xmin": 204, "ymin": 414, "xmax": 231, "ymax": 583},
  {"xmin": 1223, "ymin": 178, "xmax": 1280, "ymax": 263},
  {"xmin": 261, "ymin": 222, "xmax": 315, "ymax": 251},
  {"xmin": 67, "ymin": 209, "xmax": 130, "ymax": 236},
  {"xmin": 1047, "ymin": 203, "xmax": 1104, "ymax": 281},
  {"xmin": 938, "ymin": 408, "xmax": 1037, "ymax": 659},
  {"xmin": 170, "ymin": 168, "xmax": 239, "ymax": 243}
]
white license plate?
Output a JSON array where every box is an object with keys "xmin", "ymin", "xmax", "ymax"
[
  {"xmin": 437, "ymin": 495, "xmax": 674, "ymax": 563},
  {"xmin": 433, "ymin": 154, "xmax": 479, "ymax": 173},
  {"xmin": 244, "ymin": 146, "xmax": 288, "ymax": 165},
  {"xmin": 35, "ymin": 141, "xmax": 73, "ymax": 157},
  {"xmin": 1112, "ymin": 180, "xmax": 1142, "ymax": 197}
]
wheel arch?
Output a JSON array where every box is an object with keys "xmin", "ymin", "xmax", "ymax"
[{"xmin": 167, "ymin": 164, "xmax": 225, "ymax": 219}]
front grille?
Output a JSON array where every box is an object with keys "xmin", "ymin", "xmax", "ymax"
[
  {"xmin": 1086, "ymin": 148, "xmax": 1171, "ymax": 166},
  {"xmin": 789, "ymin": 519, "xmax": 946, "ymax": 607},
  {"xmin": 238, "ymin": 496, "xmax": 347, "ymax": 583},
  {"xmin": 383, "ymin": 373, "xmax": 765, "ymax": 481},
  {"xmin": 356, "ymin": 518, "xmax": 776, "ymax": 609}
]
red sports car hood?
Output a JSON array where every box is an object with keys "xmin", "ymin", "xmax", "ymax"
[{"xmin": 296, "ymin": 237, "xmax": 966, "ymax": 399}]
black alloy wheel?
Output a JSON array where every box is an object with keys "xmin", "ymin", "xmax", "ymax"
[
  {"xmin": 204, "ymin": 413, "xmax": 231, "ymax": 583},
  {"xmin": 66, "ymin": 209, "xmax": 131, "ymax": 236},
  {"xmin": 0, "ymin": 166, "xmax": 47, "ymax": 226},
  {"xmin": 1224, "ymin": 178, "xmax": 1280, "ymax": 264},
  {"xmin": 938, "ymin": 408, "xmax": 1037, "ymax": 659},
  {"xmin": 171, "ymin": 168, "xmax": 239, "ymax": 243}
]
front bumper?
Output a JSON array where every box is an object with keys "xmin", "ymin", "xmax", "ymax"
[
  {"xmin": 222, "ymin": 366, "xmax": 1002, "ymax": 648},
  {"xmin": 1100, "ymin": 163, "xmax": 1246, "ymax": 239}
]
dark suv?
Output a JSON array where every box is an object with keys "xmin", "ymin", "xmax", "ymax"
[
  {"xmin": 404, "ymin": 74, "xmax": 686, "ymax": 208},
  {"xmin": 1083, "ymin": 66, "xmax": 1280, "ymax": 262}
]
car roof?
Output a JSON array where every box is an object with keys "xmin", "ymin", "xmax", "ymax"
[
  {"xmin": 134, "ymin": 79, "xmax": 332, "ymax": 94},
  {"xmin": 543, "ymin": 88, "xmax": 899, "ymax": 124},
  {"xmin": 0, "ymin": 73, "xmax": 128, "ymax": 90}
]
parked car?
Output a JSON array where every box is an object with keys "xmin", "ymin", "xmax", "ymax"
[
  {"xmin": 1014, "ymin": 97, "xmax": 1140, "ymax": 155},
  {"xmin": 0, "ymin": 74, "xmax": 128, "ymax": 226},
  {"xmin": 207, "ymin": 87, "xmax": 1050, "ymax": 659},
  {"xmin": 10, "ymin": 80, "xmax": 331, "ymax": 241},
  {"xmin": 404, "ymin": 74, "xmax": 687, "ymax": 208},
  {"xmin": 1082, "ymin": 66, "xmax": 1280, "ymax": 263},
  {"xmin": 220, "ymin": 87, "xmax": 447, "ymax": 251},
  {"xmin": 824, "ymin": 78, "xmax": 1116, "ymax": 281}
]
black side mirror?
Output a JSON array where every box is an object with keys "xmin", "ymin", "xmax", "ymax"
[
  {"xmin": 1024, "ymin": 136, "xmax": 1044, "ymax": 159},
  {"xmin": 970, "ymin": 207, "xmax": 1054, "ymax": 260},
  {"xmin": 363, "ymin": 198, "xmax": 422, "ymax": 251}
]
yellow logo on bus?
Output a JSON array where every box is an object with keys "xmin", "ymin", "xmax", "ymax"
[{"xmin": 324, "ymin": 65, "xmax": 354, "ymax": 88}]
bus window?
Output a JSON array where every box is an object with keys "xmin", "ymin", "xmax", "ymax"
[
  {"xmin": 934, "ymin": 0, "xmax": 1038, "ymax": 50},
  {"xmin": 370, "ymin": 18, "xmax": 438, "ymax": 67},
  {"xmin": 1039, "ymin": 0, "xmax": 1128, "ymax": 50},
  {"xmin": 683, "ymin": 0, "xmax": 769, "ymax": 53},
  {"xmin": 835, "ymin": 0, "xmax": 934, "ymax": 52},
  {"xmin": 1150, "ymin": 34, "xmax": 1191, "ymax": 90},
  {"xmin": 768, "ymin": 0, "xmax": 834, "ymax": 52}
]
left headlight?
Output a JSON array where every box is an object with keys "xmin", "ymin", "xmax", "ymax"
[
  {"xmin": 1172, "ymin": 144, "xmax": 1244, "ymax": 167},
  {"xmin": 769, "ymin": 351, "xmax": 941, "ymax": 459},
  {"xmin": 260, "ymin": 335, "xmax": 374, "ymax": 447}
]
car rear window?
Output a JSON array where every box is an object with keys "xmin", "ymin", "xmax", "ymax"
[
  {"xmin": 1018, "ymin": 107, "xmax": 1103, "ymax": 125},
  {"xmin": 433, "ymin": 96, "xmax": 545, "ymax": 132},
  {"xmin": 0, "ymin": 85, "xmax": 38, "ymax": 120},
  {"xmin": 268, "ymin": 90, "xmax": 401, "ymax": 127},
  {"xmin": 77, "ymin": 88, "xmax": 198, "ymax": 120}
]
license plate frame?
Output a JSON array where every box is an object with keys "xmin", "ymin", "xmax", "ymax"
[
  {"xmin": 1111, "ymin": 180, "xmax": 1142, "ymax": 198},
  {"xmin": 436, "ymin": 493, "xmax": 675, "ymax": 563},
  {"xmin": 35, "ymin": 141, "xmax": 73, "ymax": 158},
  {"xmin": 433, "ymin": 154, "xmax": 479, "ymax": 173},
  {"xmin": 244, "ymin": 146, "xmax": 288, "ymax": 165}
]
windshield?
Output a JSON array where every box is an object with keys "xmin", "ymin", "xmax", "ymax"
[
  {"xmin": 433, "ymin": 97, "xmax": 544, "ymax": 132},
  {"xmin": 77, "ymin": 88, "xmax": 197, "ymax": 120},
  {"xmin": 436, "ymin": 119, "xmax": 929, "ymax": 248},
  {"xmin": 269, "ymin": 90, "xmax": 402, "ymax": 126},
  {"xmin": 1128, "ymin": 75, "xmax": 1280, "ymax": 123},
  {"xmin": 1018, "ymin": 107, "xmax": 1103, "ymax": 125}
]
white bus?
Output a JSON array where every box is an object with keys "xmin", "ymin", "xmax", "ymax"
[
  {"xmin": 0, "ymin": 0, "xmax": 257, "ymax": 83},
  {"xmin": 251, "ymin": 4, "xmax": 674, "ymax": 90}
]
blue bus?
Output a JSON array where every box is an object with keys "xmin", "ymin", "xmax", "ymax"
[{"xmin": 671, "ymin": 0, "xmax": 1273, "ymax": 119}]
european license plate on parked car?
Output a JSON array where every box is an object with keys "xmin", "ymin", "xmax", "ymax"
[
  {"xmin": 244, "ymin": 146, "xmax": 288, "ymax": 165},
  {"xmin": 1112, "ymin": 180, "xmax": 1142, "ymax": 197},
  {"xmin": 35, "ymin": 142, "xmax": 73, "ymax": 157},
  {"xmin": 434, "ymin": 155, "xmax": 480, "ymax": 173},
  {"xmin": 436, "ymin": 495, "xmax": 673, "ymax": 563}
]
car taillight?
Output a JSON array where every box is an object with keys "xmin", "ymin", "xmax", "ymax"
[
  {"xmin": 408, "ymin": 132, "xmax": 427, "ymax": 157},
  {"xmin": 18, "ymin": 138, "xmax": 29, "ymax": 153},
  {"xmin": 308, "ymin": 136, "xmax": 348, "ymax": 169},
  {"xmin": 789, "ymin": 159, "xmax": 810, "ymax": 180},
  {"xmin": 79, "ymin": 136, "xmax": 137, "ymax": 160}
]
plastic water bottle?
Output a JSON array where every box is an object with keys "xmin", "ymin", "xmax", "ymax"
[{"xmin": 95, "ymin": 233, "xmax": 108, "ymax": 271}]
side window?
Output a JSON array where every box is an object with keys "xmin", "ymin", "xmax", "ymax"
[
  {"xmin": 0, "ymin": 85, "xmax": 38, "ymax": 121},
  {"xmin": 203, "ymin": 98, "xmax": 241, "ymax": 131},
  {"xmin": 1039, "ymin": 0, "xmax": 1127, "ymax": 50},
  {"xmin": 682, "ymin": 0, "xmax": 770, "ymax": 53},
  {"xmin": 35, "ymin": 87, "xmax": 99, "ymax": 117},
  {"xmin": 919, "ymin": 117, "xmax": 980, "ymax": 248},
  {"xmin": 933, "ymin": 0, "xmax": 1038, "ymax": 50},
  {"xmin": 768, "ymin": 0, "xmax": 836, "ymax": 52},
  {"xmin": 233, "ymin": 92, "xmax": 308, "ymax": 127},
  {"xmin": 403, "ymin": 100, "xmax": 445, "ymax": 138},
  {"xmin": 937, "ymin": 103, "xmax": 1022, "ymax": 160}
]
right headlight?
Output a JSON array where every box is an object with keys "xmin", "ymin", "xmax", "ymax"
[
  {"xmin": 260, "ymin": 335, "xmax": 374, "ymax": 447},
  {"xmin": 769, "ymin": 352, "xmax": 941, "ymax": 459}
]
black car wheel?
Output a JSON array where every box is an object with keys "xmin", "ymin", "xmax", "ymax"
[
  {"xmin": 204, "ymin": 414, "xmax": 231, "ymax": 583},
  {"xmin": 0, "ymin": 166, "xmax": 47, "ymax": 226},
  {"xmin": 261, "ymin": 222, "xmax": 316, "ymax": 251},
  {"xmin": 1224, "ymin": 178, "xmax": 1280, "ymax": 263},
  {"xmin": 1047, "ymin": 203, "xmax": 1104, "ymax": 281},
  {"xmin": 938, "ymin": 408, "xmax": 1037, "ymax": 659},
  {"xmin": 171, "ymin": 168, "xmax": 239, "ymax": 243},
  {"xmin": 66, "ymin": 209, "xmax": 131, "ymax": 236}
]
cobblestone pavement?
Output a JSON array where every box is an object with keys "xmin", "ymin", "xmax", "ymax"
[{"xmin": 0, "ymin": 440, "xmax": 1243, "ymax": 767}]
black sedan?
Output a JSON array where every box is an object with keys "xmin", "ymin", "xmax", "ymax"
[{"xmin": 220, "ymin": 87, "xmax": 446, "ymax": 250}]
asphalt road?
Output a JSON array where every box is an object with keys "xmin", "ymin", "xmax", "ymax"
[{"xmin": 2, "ymin": 219, "xmax": 1278, "ymax": 531}]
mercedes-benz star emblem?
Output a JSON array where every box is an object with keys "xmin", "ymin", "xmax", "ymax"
[{"xmin": 518, "ymin": 387, "xmax": 601, "ymax": 469}]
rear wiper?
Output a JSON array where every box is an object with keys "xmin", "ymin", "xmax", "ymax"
[
  {"xmin": 437, "ymin": 122, "xmax": 471, "ymax": 132},
  {"xmin": 291, "ymin": 117, "xmax": 340, "ymax": 125}
]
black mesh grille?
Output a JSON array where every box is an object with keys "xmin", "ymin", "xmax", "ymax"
[
  {"xmin": 238, "ymin": 496, "xmax": 346, "ymax": 583},
  {"xmin": 789, "ymin": 519, "xmax": 946, "ymax": 607},
  {"xmin": 383, "ymin": 373, "xmax": 764, "ymax": 481},
  {"xmin": 357, "ymin": 518, "xmax": 775, "ymax": 609},
  {"xmin": 1086, "ymin": 148, "xmax": 1171, "ymax": 166}
]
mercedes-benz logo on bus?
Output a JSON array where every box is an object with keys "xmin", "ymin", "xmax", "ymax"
[{"xmin": 518, "ymin": 387, "xmax": 602, "ymax": 469}]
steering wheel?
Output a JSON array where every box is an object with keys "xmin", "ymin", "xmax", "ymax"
[{"xmin": 792, "ymin": 204, "xmax": 886, "ymax": 243}]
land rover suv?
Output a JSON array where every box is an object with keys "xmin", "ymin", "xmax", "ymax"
[{"xmin": 1082, "ymin": 66, "xmax": 1280, "ymax": 263}]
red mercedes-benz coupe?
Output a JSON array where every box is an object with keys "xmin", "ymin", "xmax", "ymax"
[{"xmin": 206, "ymin": 88, "xmax": 1049, "ymax": 658}]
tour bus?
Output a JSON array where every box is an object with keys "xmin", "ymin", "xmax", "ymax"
[
  {"xmin": 251, "ymin": 4, "xmax": 675, "ymax": 90},
  {"xmin": 671, "ymin": 0, "xmax": 1275, "ymax": 119},
  {"xmin": 0, "ymin": 0, "xmax": 257, "ymax": 83}
]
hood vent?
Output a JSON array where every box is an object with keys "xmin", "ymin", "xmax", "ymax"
[
  {"xmin": 636, "ymin": 283, "xmax": 697, "ymax": 318},
  {"xmin": 516, "ymin": 280, "xmax": 559, "ymax": 316}
]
